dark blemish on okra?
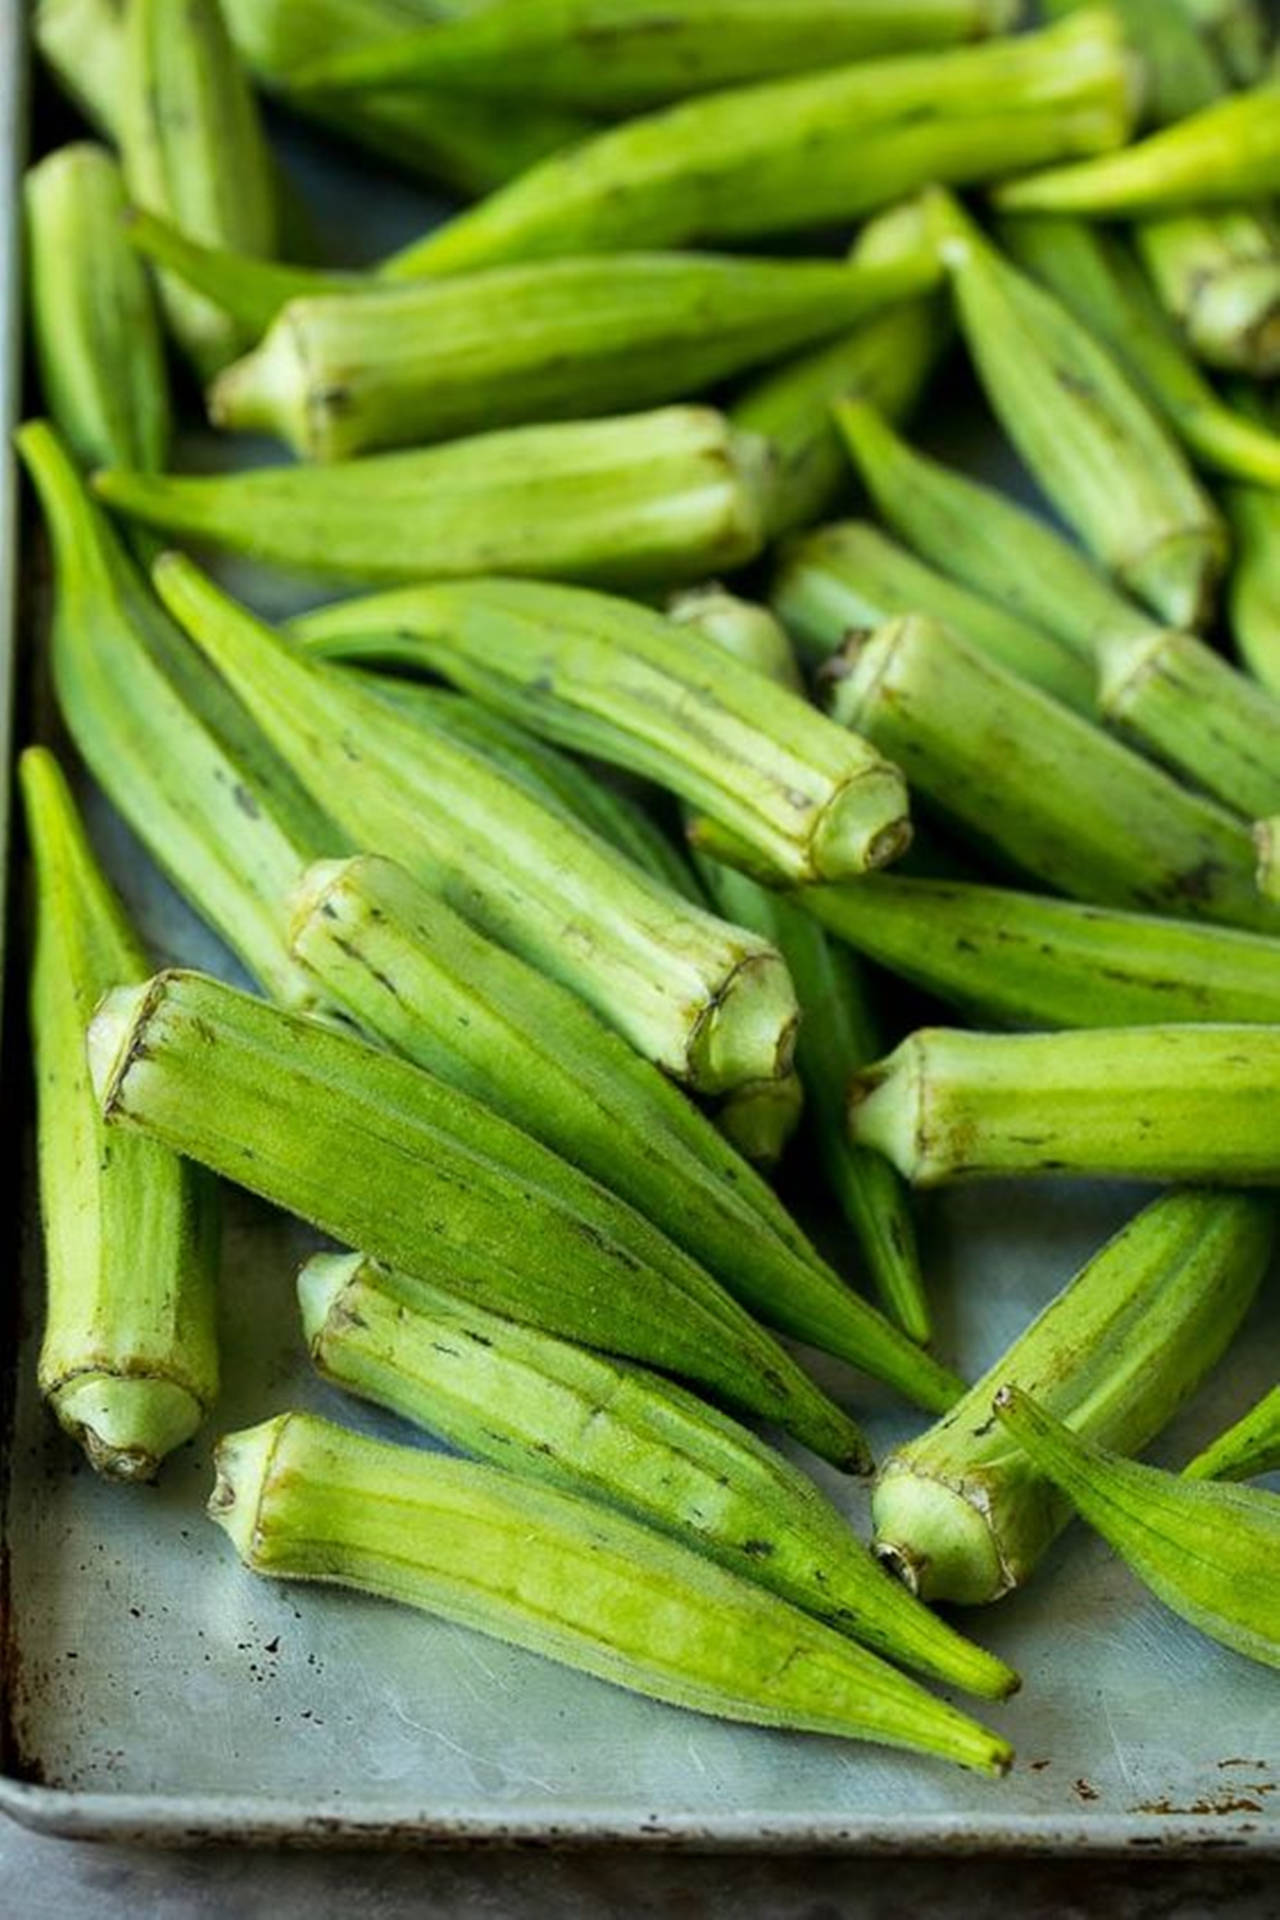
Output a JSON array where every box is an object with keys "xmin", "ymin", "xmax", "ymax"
[
  {"xmin": 232, "ymin": 783, "xmax": 260, "ymax": 820},
  {"xmin": 740, "ymin": 1539, "xmax": 774, "ymax": 1559}
]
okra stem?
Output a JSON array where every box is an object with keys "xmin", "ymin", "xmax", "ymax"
[{"xmin": 210, "ymin": 1411, "xmax": 1014, "ymax": 1771}]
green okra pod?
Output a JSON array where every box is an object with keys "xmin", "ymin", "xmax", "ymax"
[
  {"xmin": 95, "ymin": 409, "xmax": 772, "ymax": 594},
  {"xmin": 930, "ymin": 193, "xmax": 1227, "ymax": 631},
  {"xmin": 34, "ymin": 0, "xmax": 125, "ymax": 139},
  {"xmin": 1184, "ymin": 1388, "xmax": 1280, "ymax": 1482},
  {"xmin": 297, "ymin": 0, "xmax": 1024, "ymax": 109},
  {"xmin": 994, "ymin": 83, "xmax": 1280, "ymax": 217},
  {"xmin": 730, "ymin": 299, "xmax": 945, "ymax": 539},
  {"xmin": 292, "ymin": 575, "xmax": 913, "ymax": 885},
  {"xmin": 208, "ymin": 248, "xmax": 940, "ymax": 462},
  {"xmin": 993, "ymin": 1387, "xmax": 1280, "ymax": 1670},
  {"xmin": 1043, "ymin": 0, "xmax": 1226, "ymax": 126},
  {"xmin": 219, "ymin": 0, "xmax": 593, "ymax": 198},
  {"xmin": 820, "ymin": 615, "xmax": 1274, "ymax": 933},
  {"xmin": 25, "ymin": 146, "xmax": 170, "ymax": 475},
  {"xmin": 770, "ymin": 520, "xmax": 1092, "ymax": 713},
  {"xmin": 287, "ymin": 855, "xmax": 959, "ymax": 1413},
  {"xmin": 998, "ymin": 213, "xmax": 1280, "ymax": 488},
  {"xmin": 153, "ymin": 553, "xmax": 799, "ymax": 1095},
  {"xmin": 301, "ymin": 1253, "xmax": 1014, "ymax": 1699},
  {"xmin": 872, "ymin": 1189, "xmax": 1273, "ymax": 1603},
  {"xmin": 122, "ymin": 208, "xmax": 366, "ymax": 337},
  {"xmin": 21, "ymin": 749, "xmax": 219, "ymax": 1482},
  {"xmin": 1137, "ymin": 210, "xmax": 1280, "ymax": 379},
  {"xmin": 382, "ymin": 11, "xmax": 1132, "ymax": 276},
  {"xmin": 849, "ymin": 1023, "xmax": 1280, "ymax": 1187},
  {"xmin": 90, "ymin": 969, "xmax": 866, "ymax": 1469},
  {"xmin": 118, "ymin": 0, "xmax": 278, "ymax": 379},
  {"xmin": 802, "ymin": 875, "xmax": 1280, "ymax": 1031},
  {"xmin": 1227, "ymin": 482, "xmax": 1280, "ymax": 697},
  {"xmin": 710, "ymin": 1073, "xmax": 805, "ymax": 1170},
  {"xmin": 210, "ymin": 1412, "xmax": 1014, "ymax": 1772},
  {"xmin": 1173, "ymin": 0, "xmax": 1270, "ymax": 85},
  {"xmin": 667, "ymin": 588, "xmax": 805, "ymax": 697},
  {"xmin": 17, "ymin": 422, "xmax": 337, "ymax": 1005}
]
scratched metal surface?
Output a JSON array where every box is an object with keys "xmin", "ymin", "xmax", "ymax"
[{"xmin": 1, "ymin": 10, "xmax": 1278, "ymax": 1854}]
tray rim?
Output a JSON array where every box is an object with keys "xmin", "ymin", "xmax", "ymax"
[{"xmin": 2, "ymin": 4, "xmax": 1277, "ymax": 1858}]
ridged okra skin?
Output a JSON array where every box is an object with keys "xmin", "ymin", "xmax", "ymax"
[
  {"xmin": 1228, "ymin": 483, "xmax": 1280, "ymax": 697},
  {"xmin": 24, "ymin": 145, "xmax": 170, "ymax": 475},
  {"xmin": 994, "ymin": 83, "xmax": 1280, "ymax": 217},
  {"xmin": 91, "ymin": 970, "xmax": 871, "ymax": 1469},
  {"xmin": 802, "ymin": 876, "xmax": 1280, "ymax": 1032},
  {"xmin": 849, "ymin": 1024, "xmax": 1280, "ymax": 1188},
  {"xmin": 929, "ymin": 193, "xmax": 1227, "ymax": 632},
  {"xmin": 153, "ymin": 552, "xmax": 799, "ymax": 1095},
  {"xmin": 871, "ymin": 1190, "xmax": 1273, "ymax": 1604},
  {"xmin": 219, "ymin": 0, "xmax": 592, "ymax": 198},
  {"xmin": 209, "ymin": 249, "xmax": 940, "ymax": 462},
  {"xmin": 297, "ymin": 0, "xmax": 1026, "ymax": 108},
  {"xmin": 994, "ymin": 1389, "xmax": 1280, "ymax": 1670},
  {"xmin": 730, "ymin": 299, "xmax": 946, "ymax": 540},
  {"xmin": 301, "ymin": 1255, "xmax": 1014, "ymax": 1698},
  {"xmin": 21, "ymin": 750, "xmax": 219, "ymax": 1482},
  {"xmin": 1184, "ymin": 1388, "xmax": 1280, "ymax": 1482},
  {"xmin": 209, "ymin": 1412, "xmax": 1014, "ymax": 1772},
  {"xmin": 382, "ymin": 11, "xmax": 1132, "ymax": 276},
  {"xmin": 119, "ymin": 0, "xmax": 278, "ymax": 379},
  {"xmin": 291, "ymin": 575, "xmax": 913, "ymax": 886},
  {"xmin": 821, "ymin": 616, "xmax": 1275, "ymax": 935},
  {"xmin": 287, "ymin": 856, "xmax": 961, "ymax": 1415},
  {"xmin": 997, "ymin": 214, "xmax": 1280, "ymax": 488},
  {"xmin": 695, "ymin": 858, "xmax": 929, "ymax": 1347},
  {"xmin": 95, "ymin": 408, "xmax": 773, "ymax": 593},
  {"xmin": 771, "ymin": 517, "xmax": 1094, "ymax": 713},
  {"xmin": 17, "ymin": 423, "xmax": 338, "ymax": 1005},
  {"xmin": 666, "ymin": 588, "xmax": 805, "ymax": 696}
]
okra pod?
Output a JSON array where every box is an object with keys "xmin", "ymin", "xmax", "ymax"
[
  {"xmin": 872, "ymin": 1190, "xmax": 1273, "ymax": 1603},
  {"xmin": 730, "ymin": 299, "xmax": 945, "ymax": 539},
  {"xmin": 153, "ymin": 553, "xmax": 799, "ymax": 1095},
  {"xmin": 827, "ymin": 398, "xmax": 1153, "ymax": 667},
  {"xmin": 803, "ymin": 875, "xmax": 1280, "ymax": 1031},
  {"xmin": 297, "ymin": 0, "xmax": 1025, "ymax": 110},
  {"xmin": 667, "ymin": 588, "xmax": 805, "ymax": 697},
  {"xmin": 695, "ymin": 859, "xmax": 928, "ymax": 1345},
  {"xmin": 849, "ymin": 1023, "xmax": 1280, "ymax": 1187},
  {"xmin": 90, "ymin": 970, "xmax": 865, "ymax": 1468},
  {"xmin": 25, "ymin": 146, "xmax": 170, "ymax": 475},
  {"xmin": 302, "ymin": 1253, "xmax": 1014, "ymax": 1699},
  {"xmin": 1172, "ymin": 0, "xmax": 1270, "ymax": 85},
  {"xmin": 1137, "ymin": 210, "xmax": 1280, "ymax": 378},
  {"xmin": 33, "ymin": 0, "xmax": 125, "ymax": 140},
  {"xmin": 95, "ymin": 409, "xmax": 772, "ymax": 593},
  {"xmin": 1184, "ymin": 1388, "xmax": 1280, "ymax": 1482},
  {"xmin": 1227, "ymin": 482, "xmax": 1280, "ymax": 697},
  {"xmin": 122, "ymin": 208, "xmax": 365, "ymax": 337},
  {"xmin": 1044, "ymin": 0, "xmax": 1226, "ymax": 126},
  {"xmin": 710, "ymin": 1073, "xmax": 805, "ymax": 1170},
  {"xmin": 287, "ymin": 855, "xmax": 960, "ymax": 1412},
  {"xmin": 995, "ymin": 83, "xmax": 1280, "ymax": 217},
  {"xmin": 771, "ymin": 520, "xmax": 1092, "ymax": 713},
  {"xmin": 17, "ymin": 422, "xmax": 338, "ymax": 1005},
  {"xmin": 999, "ymin": 213, "xmax": 1280, "ymax": 487},
  {"xmin": 118, "ymin": 0, "xmax": 278, "ymax": 379},
  {"xmin": 219, "ymin": 0, "xmax": 593, "ymax": 198},
  {"xmin": 21, "ymin": 749, "xmax": 219, "ymax": 1481},
  {"xmin": 292, "ymin": 576, "xmax": 912, "ymax": 885},
  {"xmin": 210, "ymin": 1412, "xmax": 1013, "ymax": 1771},
  {"xmin": 383, "ymin": 11, "xmax": 1132, "ymax": 276},
  {"xmin": 930, "ymin": 193, "xmax": 1227, "ymax": 630},
  {"xmin": 820, "ymin": 616, "xmax": 1273, "ymax": 932},
  {"xmin": 209, "ymin": 249, "xmax": 940, "ymax": 462},
  {"xmin": 994, "ymin": 1387, "xmax": 1280, "ymax": 1670}
]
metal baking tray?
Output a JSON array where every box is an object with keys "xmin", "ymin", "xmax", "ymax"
[{"xmin": 1, "ymin": 9, "xmax": 1277, "ymax": 1851}]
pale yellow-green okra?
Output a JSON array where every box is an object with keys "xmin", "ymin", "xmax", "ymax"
[
  {"xmin": 1183, "ymin": 1388, "xmax": 1280, "ymax": 1482},
  {"xmin": 872, "ymin": 1191, "xmax": 1273, "ymax": 1603},
  {"xmin": 21, "ymin": 748, "xmax": 219, "ymax": 1482},
  {"xmin": 210, "ymin": 1412, "xmax": 1014, "ymax": 1771}
]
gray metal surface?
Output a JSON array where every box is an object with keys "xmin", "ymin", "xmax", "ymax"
[{"xmin": 2, "ymin": 11, "xmax": 1278, "ymax": 1855}]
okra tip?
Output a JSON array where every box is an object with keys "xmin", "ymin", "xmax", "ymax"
[{"xmin": 51, "ymin": 1375, "xmax": 205, "ymax": 1483}]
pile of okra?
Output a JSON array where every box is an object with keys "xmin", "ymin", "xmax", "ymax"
[{"xmin": 18, "ymin": 0, "xmax": 1280, "ymax": 1780}]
